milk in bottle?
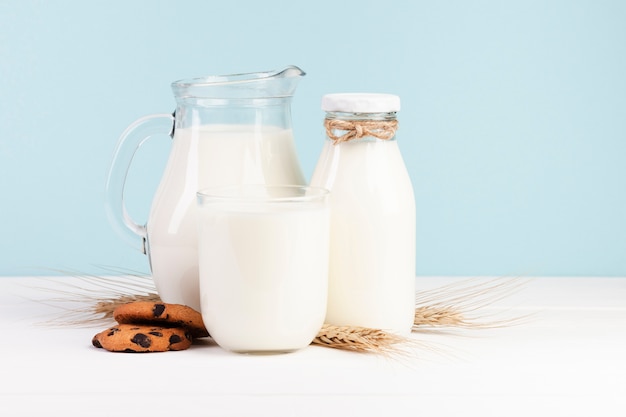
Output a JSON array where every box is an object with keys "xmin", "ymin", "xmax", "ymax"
[{"xmin": 310, "ymin": 93, "xmax": 416, "ymax": 335}]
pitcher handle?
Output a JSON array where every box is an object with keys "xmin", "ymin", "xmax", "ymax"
[{"xmin": 105, "ymin": 113, "xmax": 175, "ymax": 254}]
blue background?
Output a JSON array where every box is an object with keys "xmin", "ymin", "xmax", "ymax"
[{"xmin": 1, "ymin": 0, "xmax": 625, "ymax": 277}]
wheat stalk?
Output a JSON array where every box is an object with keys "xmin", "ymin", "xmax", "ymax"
[
  {"xmin": 27, "ymin": 272, "xmax": 158, "ymax": 327},
  {"xmin": 312, "ymin": 324, "xmax": 409, "ymax": 354},
  {"xmin": 29, "ymin": 271, "xmax": 528, "ymax": 354},
  {"xmin": 414, "ymin": 305, "xmax": 465, "ymax": 327},
  {"xmin": 412, "ymin": 277, "xmax": 530, "ymax": 330}
]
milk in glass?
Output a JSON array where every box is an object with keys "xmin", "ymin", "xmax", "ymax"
[{"xmin": 196, "ymin": 186, "xmax": 330, "ymax": 353}]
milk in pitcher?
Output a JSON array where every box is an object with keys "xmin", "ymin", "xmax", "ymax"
[
  {"xmin": 147, "ymin": 125, "xmax": 305, "ymax": 311},
  {"xmin": 105, "ymin": 66, "xmax": 307, "ymax": 313}
]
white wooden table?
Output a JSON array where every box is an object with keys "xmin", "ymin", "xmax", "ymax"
[{"xmin": 0, "ymin": 276, "xmax": 624, "ymax": 416}]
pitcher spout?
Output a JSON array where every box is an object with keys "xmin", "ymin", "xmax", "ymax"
[
  {"xmin": 172, "ymin": 65, "xmax": 305, "ymax": 100},
  {"xmin": 266, "ymin": 65, "xmax": 305, "ymax": 97},
  {"xmin": 273, "ymin": 65, "xmax": 306, "ymax": 80}
]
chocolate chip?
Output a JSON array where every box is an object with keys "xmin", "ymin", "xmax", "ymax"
[
  {"xmin": 169, "ymin": 334, "xmax": 182, "ymax": 345},
  {"xmin": 148, "ymin": 331, "xmax": 163, "ymax": 337},
  {"xmin": 131, "ymin": 333, "xmax": 152, "ymax": 348},
  {"xmin": 107, "ymin": 327, "xmax": 120, "ymax": 337},
  {"xmin": 152, "ymin": 304, "xmax": 166, "ymax": 317},
  {"xmin": 92, "ymin": 338, "xmax": 102, "ymax": 348}
]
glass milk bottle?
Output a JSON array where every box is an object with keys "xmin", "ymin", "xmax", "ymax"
[{"xmin": 310, "ymin": 93, "xmax": 416, "ymax": 335}]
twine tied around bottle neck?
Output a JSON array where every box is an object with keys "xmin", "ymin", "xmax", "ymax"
[{"xmin": 324, "ymin": 118, "xmax": 398, "ymax": 145}]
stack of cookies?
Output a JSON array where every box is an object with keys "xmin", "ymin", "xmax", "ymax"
[{"xmin": 92, "ymin": 302, "xmax": 209, "ymax": 353}]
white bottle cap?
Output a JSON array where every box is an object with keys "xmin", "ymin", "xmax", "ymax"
[{"xmin": 321, "ymin": 93, "xmax": 401, "ymax": 113}]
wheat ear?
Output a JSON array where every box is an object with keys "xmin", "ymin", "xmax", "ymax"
[
  {"xmin": 312, "ymin": 324, "xmax": 409, "ymax": 354},
  {"xmin": 413, "ymin": 277, "xmax": 530, "ymax": 330},
  {"xmin": 29, "ymin": 272, "xmax": 528, "ymax": 354}
]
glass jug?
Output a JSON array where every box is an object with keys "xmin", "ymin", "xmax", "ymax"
[{"xmin": 105, "ymin": 66, "xmax": 306, "ymax": 311}]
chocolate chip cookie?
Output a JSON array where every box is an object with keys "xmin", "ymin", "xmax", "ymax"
[
  {"xmin": 113, "ymin": 301, "xmax": 209, "ymax": 338},
  {"xmin": 92, "ymin": 324, "xmax": 192, "ymax": 352}
]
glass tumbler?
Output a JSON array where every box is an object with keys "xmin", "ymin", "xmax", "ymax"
[{"xmin": 196, "ymin": 185, "xmax": 330, "ymax": 354}]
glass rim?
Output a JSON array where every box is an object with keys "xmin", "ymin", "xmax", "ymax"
[
  {"xmin": 171, "ymin": 66, "xmax": 305, "ymax": 100},
  {"xmin": 172, "ymin": 66, "xmax": 304, "ymax": 89},
  {"xmin": 197, "ymin": 185, "xmax": 329, "ymax": 204}
]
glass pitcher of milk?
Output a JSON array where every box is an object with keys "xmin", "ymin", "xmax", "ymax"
[{"xmin": 105, "ymin": 66, "xmax": 306, "ymax": 311}]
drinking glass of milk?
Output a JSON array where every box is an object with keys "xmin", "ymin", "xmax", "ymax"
[{"xmin": 196, "ymin": 185, "xmax": 330, "ymax": 354}]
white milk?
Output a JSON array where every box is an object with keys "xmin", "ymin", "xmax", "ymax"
[
  {"xmin": 197, "ymin": 203, "xmax": 330, "ymax": 353},
  {"xmin": 147, "ymin": 125, "xmax": 305, "ymax": 311},
  {"xmin": 310, "ymin": 138, "xmax": 416, "ymax": 334}
]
